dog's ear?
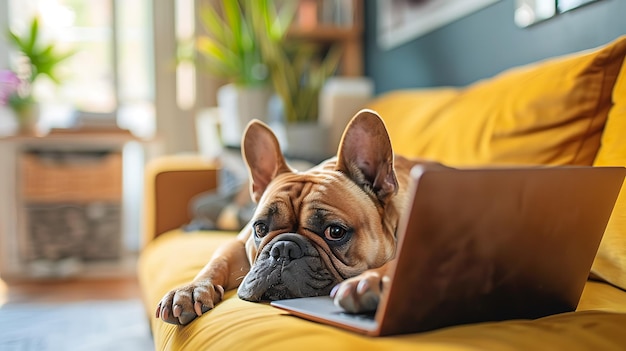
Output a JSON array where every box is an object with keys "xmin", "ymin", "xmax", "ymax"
[
  {"xmin": 335, "ymin": 109, "xmax": 398, "ymax": 203},
  {"xmin": 242, "ymin": 119, "xmax": 292, "ymax": 202}
]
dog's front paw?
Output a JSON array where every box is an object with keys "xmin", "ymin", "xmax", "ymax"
[
  {"xmin": 330, "ymin": 271, "xmax": 390, "ymax": 314},
  {"xmin": 155, "ymin": 280, "xmax": 225, "ymax": 325}
]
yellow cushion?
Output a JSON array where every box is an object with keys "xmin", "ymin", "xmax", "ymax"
[
  {"xmin": 369, "ymin": 36, "xmax": 626, "ymax": 167},
  {"xmin": 591, "ymin": 47, "xmax": 626, "ymax": 289},
  {"xmin": 366, "ymin": 87, "xmax": 460, "ymax": 159},
  {"xmin": 139, "ymin": 230, "xmax": 626, "ymax": 350}
]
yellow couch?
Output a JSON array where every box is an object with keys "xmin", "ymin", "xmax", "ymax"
[{"xmin": 138, "ymin": 36, "xmax": 626, "ymax": 350}]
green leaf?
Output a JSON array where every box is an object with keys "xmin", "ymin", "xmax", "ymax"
[
  {"xmin": 199, "ymin": 5, "xmax": 227, "ymax": 44},
  {"xmin": 197, "ymin": 37, "xmax": 236, "ymax": 66},
  {"xmin": 37, "ymin": 44, "xmax": 55, "ymax": 58},
  {"xmin": 53, "ymin": 49, "xmax": 77, "ymax": 65},
  {"xmin": 27, "ymin": 16, "xmax": 40, "ymax": 54},
  {"xmin": 197, "ymin": 37, "xmax": 244, "ymax": 79},
  {"xmin": 222, "ymin": 0, "xmax": 242, "ymax": 48},
  {"xmin": 7, "ymin": 30, "xmax": 25, "ymax": 50},
  {"xmin": 272, "ymin": 1, "xmax": 297, "ymax": 40}
]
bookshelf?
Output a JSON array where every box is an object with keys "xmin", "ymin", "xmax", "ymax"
[{"xmin": 288, "ymin": 0, "xmax": 364, "ymax": 76}]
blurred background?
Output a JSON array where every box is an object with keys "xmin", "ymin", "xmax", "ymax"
[
  {"xmin": 0, "ymin": 0, "xmax": 624, "ymax": 296},
  {"xmin": 0, "ymin": 1, "xmax": 624, "ymax": 349}
]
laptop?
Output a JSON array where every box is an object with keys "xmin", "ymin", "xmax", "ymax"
[{"xmin": 271, "ymin": 165, "xmax": 626, "ymax": 336}]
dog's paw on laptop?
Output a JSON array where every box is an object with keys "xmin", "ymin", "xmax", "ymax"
[{"xmin": 331, "ymin": 270, "xmax": 391, "ymax": 313}]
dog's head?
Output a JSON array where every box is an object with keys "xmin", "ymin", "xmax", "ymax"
[{"xmin": 237, "ymin": 109, "xmax": 402, "ymax": 301}]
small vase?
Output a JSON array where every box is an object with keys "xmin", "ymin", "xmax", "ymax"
[
  {"xmin": 217, "ymin": 84, "xmax": 271, "ymax": 148},
  {"xmin": 284, "ymin": 122, "xmax": 330, "ymax": 162},
  {"xmin": 14, "ymin": 103, "xmax": 40, "ymax": 135},
  {"xmin": 266, "ymin": 94, "xmax": 331, "ymax": 162}
]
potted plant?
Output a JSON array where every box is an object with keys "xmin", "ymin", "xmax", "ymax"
[
  {"xmin": 249, "ymin": 0, "xmax": 342, "ymax": 160},
  {"xmin": 196, "ymin": 0, "xmax": 341, "ymax": 157},
  {"xmin": 2, "ymin": 16, "xmax": 74, "ymax": 134},
  {"xmin": 195, "ymin": 0, "xmax": 293, "ymax": 147}
]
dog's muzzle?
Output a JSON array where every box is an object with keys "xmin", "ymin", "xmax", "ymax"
[{"xmin": 238, "ymin": 233, "xmax": 336, "ymax": 301}]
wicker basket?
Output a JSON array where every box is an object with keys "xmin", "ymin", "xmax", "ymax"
[{"xmin": 20, "ymin": 151, "xmax": 123, "ymax": 202}]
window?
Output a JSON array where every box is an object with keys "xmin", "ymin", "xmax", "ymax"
[{"xmin": 5, "ymin": 0, "xmax": 155, "ymax": 137}]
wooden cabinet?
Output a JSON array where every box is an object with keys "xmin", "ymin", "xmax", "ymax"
[{"xmin": 0, "ymin": 133, "xmax": 156, "ymax": 279}]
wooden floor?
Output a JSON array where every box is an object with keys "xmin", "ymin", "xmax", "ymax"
[{"xmin": 0, "ymin": 276, "xmax": 142, "ymax": 305}]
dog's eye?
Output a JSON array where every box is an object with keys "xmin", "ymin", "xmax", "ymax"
[
  {"xmin": 253, "ymin": 222, "xmax": 269, "ymax": 238},
  {"xmin": 324, "ymin": 225, "xmax": 347, "ymax": 241}
]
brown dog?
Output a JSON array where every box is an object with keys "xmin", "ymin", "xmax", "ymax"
[{"xmin": 156, "ymin": 109, "xmax": 433, "ymax": 325}]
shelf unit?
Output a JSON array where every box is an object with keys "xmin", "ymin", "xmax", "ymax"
[
  {"xmin": 287, "ymin": 0, "xmax": 364, "ymax": 76},
  {"xmin": 0, "ymin": 133, "xmax": 157, "ymax": 280}
]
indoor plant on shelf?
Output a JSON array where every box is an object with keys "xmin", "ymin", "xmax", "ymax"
[
  {"xmin": 3, "ymin": 16, "xmax": 73, "ymax": 134},
  {"xmin": 266, "ymin": 43, "xmax": 342, "ymax": 161},
  {"xmin": 195, "ymin": 0, "xmax": 294, "ymax": 148},
  {"xmin": 249, "ymin": 0, "xmax": 342, "ymax": 161}
]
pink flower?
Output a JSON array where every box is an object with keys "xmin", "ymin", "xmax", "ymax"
[{"xmin": 0, "ymin": 69, "xmax": 21, "ymax": 106}]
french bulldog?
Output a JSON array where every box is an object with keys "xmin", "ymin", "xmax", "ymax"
[{"xmin": 156, "ymin": 109, "xmax": 435, "ymax": 325}]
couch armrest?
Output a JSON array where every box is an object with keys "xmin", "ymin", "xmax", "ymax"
[{"xmin": 143, "ymin": 154, "xmax": 219, "ymax": 246}]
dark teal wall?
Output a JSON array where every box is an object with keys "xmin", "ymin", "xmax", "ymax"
[{"xmin": 364, "ymin": 0, "xmax": 626, "ymax": 94}]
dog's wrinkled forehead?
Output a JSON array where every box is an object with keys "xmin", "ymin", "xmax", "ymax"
[
  {"xmin": 254, "ymin": 168, "xmax": 379, "ymax": 226},
  {"xmin": 256, "ymin": 171, "xmax": 332, "ymax": 215}
]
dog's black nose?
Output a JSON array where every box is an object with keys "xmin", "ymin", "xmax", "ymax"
[{"xmin": 270, "ymin": 241, "xmax": 304, "ymax": 261}]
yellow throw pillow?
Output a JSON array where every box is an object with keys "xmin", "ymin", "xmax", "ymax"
[
  {"xmin": 591, "ymin": 50, "xmax": 626, "ymax": 290},
  {"xmin": 370, "ymin": 36, "xmax": 626, "ymax": 167},
  {"xmin": 365, "ymin": 88, "xmax": 459, "ymax": 158}
]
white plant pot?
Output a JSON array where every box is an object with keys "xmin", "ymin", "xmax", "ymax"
[
  {"xmin": 283, "ymin": 122, "xmax": 331, "ymax": 162},
  {"xmin": 217, "ymin": 83, "xmax": 271, "ymax": 148}
]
